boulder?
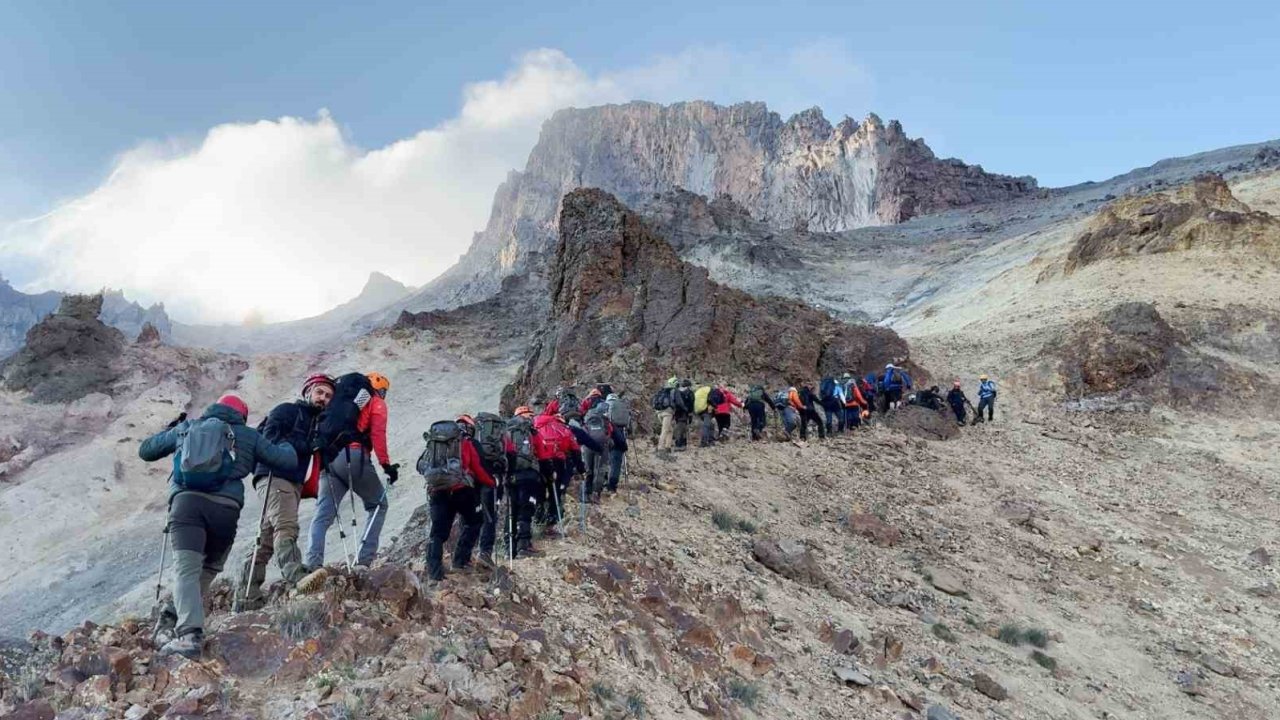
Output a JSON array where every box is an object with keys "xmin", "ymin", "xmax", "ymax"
[
  {"xmin": 846, "ymin": 513, "xmax": 902, "ymax": 547},
  {"xmin": 884, "ymin": 405, "xmax": 959, "ymax": 441}
]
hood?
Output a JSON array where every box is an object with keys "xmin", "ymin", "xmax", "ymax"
[{"xmin": 202, "ymin": 402, "xmax": 247, "ymax": 425}]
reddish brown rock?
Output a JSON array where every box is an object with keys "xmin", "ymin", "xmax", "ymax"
[{"xmin": 846, "ymin": 513, "xmax": 903, "ymax": 547}]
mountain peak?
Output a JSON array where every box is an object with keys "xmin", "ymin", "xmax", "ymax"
[{"xmin": 362, "ymin": 271, "xmax": 409, "ymax": 295}]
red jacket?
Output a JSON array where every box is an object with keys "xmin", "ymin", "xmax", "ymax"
[
  {"xmin": 461, "ymin": 438, "xmax": 496, "ymax": 488},
  {"xmin": 714, "ymin": 388, "xmax": 743, "ymax": 415},
  {"xmin": 355, "ymin": 394, "xmax": 390, "ymax": 465},
  {"xmin": 579, "ymin": 391, "xmax": 603, "ymax": 417}
]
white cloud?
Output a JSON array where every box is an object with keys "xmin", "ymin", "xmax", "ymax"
[{"xmin": 0, "ymin": 43, "xmax": 870, "ymax": 323}]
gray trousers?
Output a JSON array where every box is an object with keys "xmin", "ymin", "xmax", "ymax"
[
  {"xmin": 169, "ymin": 492, "xmax": 240, "ymax": 637},
  {"xmin": 306, "ymin": 447, "xmax": 388, "ymax": 567}
]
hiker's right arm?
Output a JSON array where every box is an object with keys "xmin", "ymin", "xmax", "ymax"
[
  {"xmin": 138, "ymin": 428, "xmax": 178, "ymax": 462},
  {"xmin": 258, "ymin": 435, "xmax": 299, "ymax": 473}
]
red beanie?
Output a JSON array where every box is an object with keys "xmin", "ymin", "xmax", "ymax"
[{"xmin": 217, "ymin": 394, "xmax": 249, "ymax": 418}]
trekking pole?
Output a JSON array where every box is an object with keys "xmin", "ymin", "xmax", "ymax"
[
  {"xmin": 150, "ymin": 520, "xmax": 170, "ymax": 645},
  {"xmin": 326, "ymin": 473, "xmax": 355, "ymax": 571},
  {"xmin": 579, "ymin": 466, "xmax": 587, "ymax": 533},
  {"xmin": 238, "ymin": 475, "xmax": 272, "ymax": 610},
  {"xmin": 551, "ymin": 474, "xmax": 564, "ymax": 528},
  {"xmin": 361, "ymin": 483, "xmax": 390, "ymax": 547}
]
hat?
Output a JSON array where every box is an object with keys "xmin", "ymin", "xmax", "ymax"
[
  {"xmin": 841, "ymin": 372, "xmax": 851, "ymax": 379},
  {"xmin": 885, "ymin": 363, "xmax": 895, "ymax": 370},
  {"xmin": 979, "ymin": 374, "xmax": 989, "ymax": 380},
  {"xmin": 217, "ymin": 394, "xmax": 248, "ymax": 418},
  {"xmin": 301, "ymin": 373, "xmax": 335, "ymax": 397},
  {"xmin": 514, "ymin": 406, "xmax": 533, "ymax": 417}
]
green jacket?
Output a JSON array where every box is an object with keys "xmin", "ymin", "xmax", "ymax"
[{"xmin": 139, "ymin": 402, "xmax": 298, "ymax": 507}]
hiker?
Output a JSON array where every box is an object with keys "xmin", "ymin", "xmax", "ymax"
[
  {"xmin": 878, "ymin": 364, "xmax": 912, "ymax": 412},
  {"xmin": 305, "ymin": 372, "xmax": 398, "ymax": 571},
  {"xmin": 579, "ymin": 387, "xmax": 605, "ymax": 416},
  {"xmin": 603, "ymin": 393, "xmax": 631, "ymax": 492},
  {"xmin": 507, "ymin": 407, "xmax": 550, "ymax": 557},
  {"xmin": 841, "ymin": 373, "xmax": 867, "ymax": 429},
  {"xmin": 917, "ymin": 385, "xmax": 944, "ymax": 411},
  {"xmin": 977, "ymin": 374, "xmax": 997, "ymax": 422},
  {"xmin": 743, "ymin": 384, "xmax": 771, "ymax": 441},
  {"xmin": 419, "ymin": 415, "xmax": 496, "ymax": 582},
  {"xmin": 468, "ymin": 412, "xmax": 509, "ymax": 568},
  {"xmin": 578, "ymin": 402, "xmax": 612, "ymax": 502},
  {"xmin": 860, "ymin": 374, "xmax": 878, "ymax": 416},
  {"xmin": 777, "ymin": 388, "xmax": 799, "ymax": 440},
  {"xmin": 139, "ymin": 395, "xmax": 297, "ymax": 658},
  {"xmin": 653, "ymin": 377, "xmax": 678, "ymax": 451},
  {"xmin": 693, "ymin": 384, "xmax": 718, "ymax": 447},
  {"xmin": 533, "ymin": 410, "xmax": 576, "ymax": 535},
  {"xmin": 819, "ymin": 376, "xmax": 846, "ymax": 434},
  {"xmin": 797, "ymin": 382, "xmax": 827, "ymax": 441},
  {"xmin": 673, "ymin": 379, "xmax": 694, "ymax": 449},
  {"xmin": 712, "ymin": 385, "xmax": 742, "ymax": 440},
  {"xmin": 240, "ymin": 373, "xmax": 334, "ymax": 608},
  {"xmin": 946, "ymin": 381, "xmax": 969, "ymax": 425}
]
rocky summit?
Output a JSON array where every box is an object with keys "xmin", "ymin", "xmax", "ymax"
[{"xmin": 414, "ymin": 101, "xmax": 1037, "ymax": 309}]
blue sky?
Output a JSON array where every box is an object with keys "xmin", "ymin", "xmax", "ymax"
[{"xmin": 1, "ymin": 0, "xmax": 1277, "ymax": 320}]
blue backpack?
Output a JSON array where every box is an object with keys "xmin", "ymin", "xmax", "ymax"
[{"xmin": 173, "ymin": 418, "xmax": 237, "ymax": 491}]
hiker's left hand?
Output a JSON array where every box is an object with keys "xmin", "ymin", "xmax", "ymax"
[{"xmin": 382, "ymin": 463, "xmax": 400, "ymax": 485}]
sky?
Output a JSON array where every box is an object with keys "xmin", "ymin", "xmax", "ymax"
[{"xmin": 1, "ymin": 0, "xmax": 1277, "ymax": 323}]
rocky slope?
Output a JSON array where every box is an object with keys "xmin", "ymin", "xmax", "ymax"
[
  {"xmin": 502, "ymin": 189, "xmax": 916, "ymax": 416},
  {"xmin": 0, "ymin": 280, "xmax": 170, "ymax": 360},
  {"xmin": 409, "ymin": 101, "xmax": 1037, "ymax": 310}
]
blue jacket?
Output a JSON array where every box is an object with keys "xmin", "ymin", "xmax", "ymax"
[
  {"xmin": 879, "ymin": 368, "xmax": 912, "ymax": 392},
  {"xmin": 139, "ymin": 402, "xmax": 298, "ymax": 508},
  {"xmin": 979, "ymin": 380, "xmax": 997, "ymax": 399}
]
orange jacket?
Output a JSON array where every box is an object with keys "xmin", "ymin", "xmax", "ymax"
[
  {"xmin": 355, "ymin": 394, "xmax": 390, "ymax": 466},
  {"xmin": 843, "ymin": 382, "xmax": 866, "ymax": 408},
  {"xmin": 788, "ymin": 388, "xmax": 803, "ymax": 411}
]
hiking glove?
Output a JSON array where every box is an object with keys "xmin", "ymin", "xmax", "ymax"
[
  {"xmin": 382, "ymin": 463, "xmax": 400, "ymax": 485},
  {"xmin": 165, "ymin": 412, "xmax": 188, "ymax": 429}
]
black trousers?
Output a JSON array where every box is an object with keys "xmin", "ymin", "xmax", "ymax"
[
  {"xmin": 745, "ymin": 401, "xmax": 767, "ymax": 439},
  {"xmin": 508, "ymin": 468, "xmax": 542, "ymax": 546},
  {"xmin": 799, "ymin": 407, "xmax": 826, "ymax": 440},
  {"xmin": 477, "ymin": 457, "xmax": 504, "ymax": 558},
  {"xmin": 950, "ymin": 401, "xmax": 966, "ymax": 423},
  {"xmin": 426, "ymin": 486, "xmax": 483, "ymax": 581},
  {"xmin": 977, "ymin": 396, "xmax": 995, "ymax": 420}
]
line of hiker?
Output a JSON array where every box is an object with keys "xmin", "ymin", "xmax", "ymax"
[
  {"xmin": 138, "ymin": 371, "xmax": 401, "ymax": 659},
  {"xmin": 650, "ymin": 365, "xmax": 998, "ymax": 447},
  {"xmin": 416, "ymin": 384, "xmax": 632, "ymax": 582}
]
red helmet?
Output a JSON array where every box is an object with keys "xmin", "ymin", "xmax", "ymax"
[
  {"xmin": 217, "ymin": 394, "xmax": 248, "ymax": 418},
  {"xmin": 456, "ymin": 414, "xmax": 476, "ymax": 427},
  {"xmin": 301, "ymin": 373, "xmax": 335, "ymax": 397}
]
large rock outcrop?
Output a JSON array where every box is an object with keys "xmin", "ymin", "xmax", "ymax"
[
  {"xmin": 415, "ymin": 101, "xmax": 1036, "ymax": 308},
  {"xmin": 502, "ymin": 189, "xmax": 917, "ymax": 414},
  {"xmin": 1063, "ymin": 173, "xmax": 1280, "ymax": 274},
  {"xmin": 0, "ymin": 279, "xmax": 170, "ymax": 359},
  {"xmin": 1, "ymin": 294, "xmax": 125, "ymax": 403}
]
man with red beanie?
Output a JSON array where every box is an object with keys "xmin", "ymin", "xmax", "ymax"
[{"xmin": 139, "ymin": 394, "xmax": 297, "ymax": 659}]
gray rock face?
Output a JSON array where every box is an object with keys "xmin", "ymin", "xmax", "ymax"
[
  {"xmin": 0, "ymin": 279, "xmax": 170, "ymax": 359},
  {"xmin": 417, "ymin": 101, "xmax": 1036, "ymax": 309}
]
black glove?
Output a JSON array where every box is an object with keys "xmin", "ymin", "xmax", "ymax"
[
  {"xmin": 381, "ymin": 463, "xmax": 400, "ymax": 485},
  {"xmin": 165, "ymin": 412, "xmax": 188, "ymax": 429}
]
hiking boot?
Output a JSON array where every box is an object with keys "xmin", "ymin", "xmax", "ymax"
[
  {"xmin": 542, "ymin": 526, "xmax": 563, "ymax": 539},
  {"xmin": 516, "ymin": 540, "xmax": 542, "ymax": 558},
  {"xmin": 475, "ymin": 555, "xmax": 495, "ymax": 571},
  {"xmin": 159, "ymin": 631, "xmax": 204, "ymax": 660}
]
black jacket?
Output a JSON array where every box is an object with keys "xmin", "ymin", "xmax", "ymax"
[
  {"xmin": 946, "ymin": 388, "xmax": 969, "ymax": 407},
  {"xmin": 674, "ymin": 387, "xmax": 695, "ymax": 418},
  {"xmin": 254, "ymin": 400, "xmax": 322, "ymax": 484},
  {"xmin": 799, "ymin": 386, "xmax": 821, "ymax": 411}
]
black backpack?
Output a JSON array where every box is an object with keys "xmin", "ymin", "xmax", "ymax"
[
  {"xmin": 314, "ymin": 372, "xmax": 373, "ymax": 463},
  {"xmin": 474, "ymin": 412, "xmax": 507, "ymax": 468},
  {"xmin": 652, "ymin": 388, "xmax": 673, "ymax": 411},
  {"xmin": 558, "ymin": 390, "xmax": 581, "ymax": 415},
  {"xmin": 416, "ymin": 420, "xmax": 469, "ymax": 494},
  {"xmin": 584, "ymin": 404, "xmax": 610, "ymax": 446},
  {"xmin": 506, "ymin": 416, "xmax": 539, "ymax": 472},
  {"xmin": 708, "ymin": 387, "xmax": 726, "ymax": 407}
]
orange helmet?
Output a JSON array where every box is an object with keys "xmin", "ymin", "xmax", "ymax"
[
  {"xmin": 367, "ymin": 372, "xmax": 390, "ymax": 392},
  {"xmin": 456, "ymin": 414, "xmax": 475, "ymax": 427},
  {"xmin": 514, "ymin": 406, "xmax": 534, "ymax": 417},
  {"xmin": 861, "ymin": 410, "xmax": 871, "ymax": 420}
]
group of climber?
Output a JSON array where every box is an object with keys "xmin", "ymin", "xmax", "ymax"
[
  {"xmin": 138, "ymin": 371, "xmax": 399, "ymax": 659},
  {"xmin": 650, "ymin": 364, "xmax": 998, "ymax": 445},
  {"xmin": 417, "ymin": 385, "xmax": 633, "ymax": 586}
]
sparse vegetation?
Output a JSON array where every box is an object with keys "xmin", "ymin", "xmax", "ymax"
[
  {"xmin": 712, "ymin": 509, "xmax": 757, "ymax": 534},
  {"xmin": 591, "ymin": 681, "xmax": 615, "ymax": 702},
  {"xmin": 536, "ymin": 712, "xmax": 563, "ymax": 720},
  {"xmin": 1031, "ymin": 649, "xmax": 1058, "ymax": 671},
  {"xmin": 932, "ymin": 623, "xmax": 958, "ymax": 643},
  {"xmin": 625, "ymin": 691, "xmax": 647, "ymax": 717},
  {"xmin": 432, "ymin": 641, "xmax": 461, "ymax": 663},
  {"xmin": 727, "ymin": 678, "xmax": 762, "ymax": 709},
  {"xmin": 413, "ymin": 711, "xmax": 441, "ymax": 720},
  {"xmin": 998, "ymin": 623, "xmax": 1051, "ymax": 648},
  {"xmin": 274, "ymin": 599, "xmax": 326, "ymax": 642}
]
